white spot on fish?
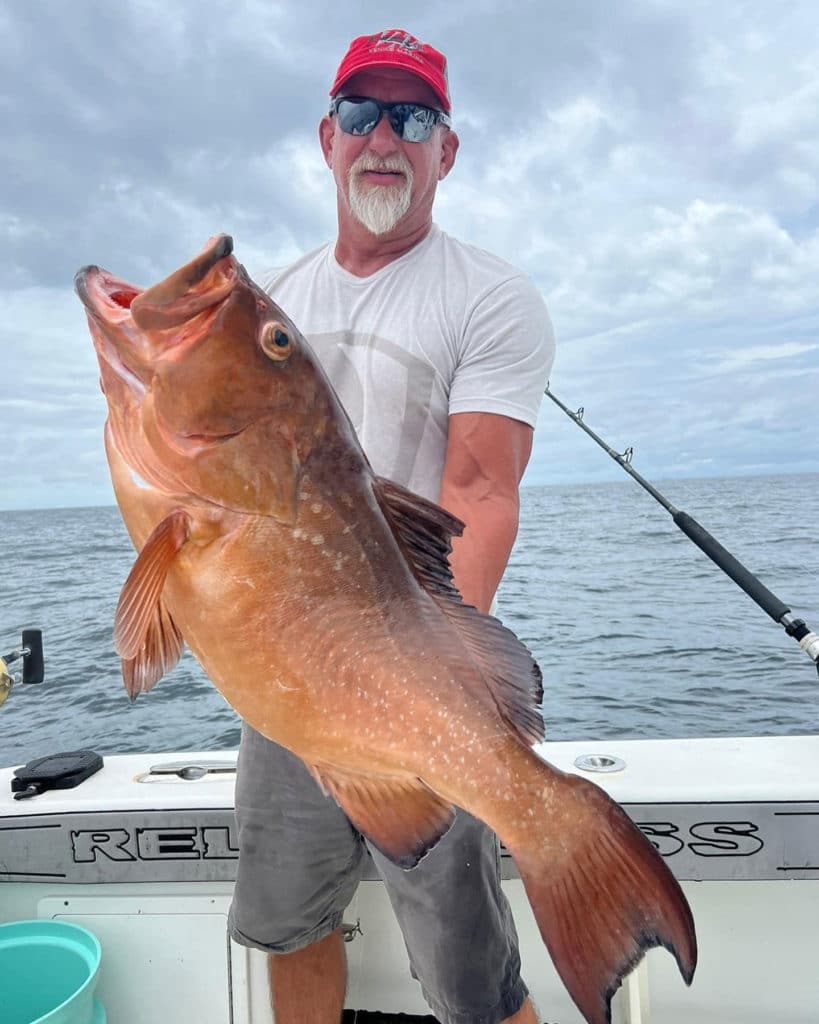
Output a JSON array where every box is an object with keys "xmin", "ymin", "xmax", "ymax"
[
  {"xmin": 127, "ymin": 468, "xmax": 153, "ymax": 491},
  {"xmin": 311, "ymin": 534, "xmax": 324, "ymax": 545}
]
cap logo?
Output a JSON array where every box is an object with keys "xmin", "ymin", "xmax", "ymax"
[{"xmin": 367, "ymin": 30, "xmax": 422, "ymax": 53}]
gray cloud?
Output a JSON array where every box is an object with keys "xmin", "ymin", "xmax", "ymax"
[{"xmin": 2, "ymin": 0, "xmax": 818, "ymax": 509}]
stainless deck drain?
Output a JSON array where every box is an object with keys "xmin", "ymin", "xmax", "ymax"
[{"xmin": 573, "ymin": 753, "xmax": 626, "ymax": 773}]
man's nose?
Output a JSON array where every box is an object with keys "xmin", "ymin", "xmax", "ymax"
[{"xmin": 366, "ymin": 113, "xmax": 402, "ymax": 155}]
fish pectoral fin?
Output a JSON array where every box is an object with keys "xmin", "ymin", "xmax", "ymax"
[
  {"xmin": 374, "ymin": 476, "xmax": 544, "ymax": 748},
  {"xmin": 121, "ymin": 597, "xmax": 184, "ymax": 700},
  {"xmin": 311, "ymin": 765, "xmax": 456, "ymax": 869},
  {"xmin": 114, "ymin": 509, "xmax": 190, "ymax": 696}
]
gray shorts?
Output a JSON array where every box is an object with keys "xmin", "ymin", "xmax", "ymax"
[{"xmin": 228, "ymin": 723, "xmax": 528, "ymax": 1024}]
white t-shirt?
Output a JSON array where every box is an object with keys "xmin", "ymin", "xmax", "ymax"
[{"xmin": 260, "ymin": 223, "xmax": 555, "ymax": 503}]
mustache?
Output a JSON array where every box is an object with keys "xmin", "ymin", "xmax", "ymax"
[{"xmin": 350, "ymin": 152, "xmax": 413, "ymax": 178}]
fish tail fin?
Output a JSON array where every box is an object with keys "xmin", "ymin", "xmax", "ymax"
[{"xmin": 510, "ymin": 770, "xmax": 696, "ymax": 1024}]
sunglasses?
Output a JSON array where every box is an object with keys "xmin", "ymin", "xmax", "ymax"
[{"xmin": 330, "ymin": 96, "xmax": 451, "ymax": 143}]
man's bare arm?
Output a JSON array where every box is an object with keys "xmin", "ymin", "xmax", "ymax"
[{"xmin": 438, "ymin": 411, "xmax": 534, "ymax": 615}]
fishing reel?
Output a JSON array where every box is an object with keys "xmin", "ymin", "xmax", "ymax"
[{"xmin": 0, "ymin": 629, "xmax": 44, "ymax": 709}]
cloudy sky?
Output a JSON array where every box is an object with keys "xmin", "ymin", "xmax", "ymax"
[{"xmin": 3, "ymin": 0, "xmax": 818, "ymax": 510}]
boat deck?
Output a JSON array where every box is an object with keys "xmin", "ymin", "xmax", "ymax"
[{"xmin": 2, "ymin": 735, "xmax": 818, "ymax": 1023}]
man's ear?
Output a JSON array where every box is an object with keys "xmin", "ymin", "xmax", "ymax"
[
  {"xmin": 438, "ymin": 130, "xmax": 459, "ymax": 181},
  {"xmin": 319, "ymin": 115, "xmax": 335, "ymax": 169}
]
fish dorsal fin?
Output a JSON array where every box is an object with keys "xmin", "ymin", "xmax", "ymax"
[
  {"xmin": 373, "ymin": 476, "xmax": 465, "ymax": 597},
  {"xmin": 374, "ymin": 477, "xmax": 545, "ymax": 747},
  {"xmin": 440, "ymin": 601, "xmax": 545, "ymax": 745},
  {"xmin": 114, "ymin": 509, "xmax": 190, "ymax": 697},
  {"xmin": 311, "ymin": 763, "xmax": 456, "ymax": 868}
]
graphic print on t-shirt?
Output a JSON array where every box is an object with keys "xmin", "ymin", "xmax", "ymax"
[{"xmin": 307, "ymin": 330, "xmax": 446, "ymax": 495}]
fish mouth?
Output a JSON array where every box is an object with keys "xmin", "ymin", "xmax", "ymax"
[
  {"xmin": 74, "ymin": 266, "xmax": 144, "ymax": 325},
  {"xmin": 74, "ymin": 234, "xmax": 236, "ymax": 332},
  {"xmin": 76, "ymin": 235, "xmax": 240, "ymax": 413}
]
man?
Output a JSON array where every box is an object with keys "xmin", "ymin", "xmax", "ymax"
[{"xmin": 229, "ymin": 28, "xmax": 555, "ymax": 1024}]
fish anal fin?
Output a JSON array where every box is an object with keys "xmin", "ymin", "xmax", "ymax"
[
  {"xmin": 374, "ymin": 476, "xmax": 544, "ymax": 747},
  {"xmin": 512, "ymin": 769, "xmax": 697, "ymax": 1024},
  {"xmin": 114, "ymin": 508, "xmax": 190, "ymax": 680},
  {"xmin": 312, "ymin": 764, "xmax": 456, "ymax": 869},
  {"xmin": 122, "ymin": 598, "xmax": 185, "ymax": 699}
]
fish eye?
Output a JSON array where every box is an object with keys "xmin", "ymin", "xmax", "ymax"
[{"xmin": 261, "ymin": 322, "xmax": 293, "ymax": 361}]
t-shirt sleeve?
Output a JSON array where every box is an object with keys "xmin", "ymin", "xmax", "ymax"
[{"xmin": 448, "ymin": 273, "xmax": 555, "ymax": 427}]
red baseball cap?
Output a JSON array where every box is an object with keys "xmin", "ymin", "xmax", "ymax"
[{"xmin": 330, "ymin": 29, "xmax": 451, "ymax": 114}]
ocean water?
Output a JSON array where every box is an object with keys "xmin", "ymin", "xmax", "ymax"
[{"xmin": 1, "ymin": 473, "xmax": 817, "ymax": 769}]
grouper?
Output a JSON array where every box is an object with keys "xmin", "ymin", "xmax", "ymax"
[{"xmin": 75, "ymin": 235, "xmax": 696, "ymax": 1024}]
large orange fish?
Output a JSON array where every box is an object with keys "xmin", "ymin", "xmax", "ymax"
[{"xmin": 75, "ymin": 235, "xmax": 696, "ymax": 1024}]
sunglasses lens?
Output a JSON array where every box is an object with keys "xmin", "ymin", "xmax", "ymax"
[
  {"xmin": 336, "ymin": 99, "xmax": 383, "ymax": 136},
  {"xmin": 393, "ymin": 105, "xmax": 437, "ymax": 142},
  {"xmin": 335, "ymin": 99, "xmax": 440, "ymax": 142}
]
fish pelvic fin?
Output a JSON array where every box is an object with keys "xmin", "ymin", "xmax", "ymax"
[
  {"xmin": 121, "ymin": 598, "xmax": 184, "ymax": 699},
  {"xmin": 310, "ymin": 763, "xmax": 456, "ymax": 869},
  {"xmin": 114, "ymin": 509, "xmax": 190, "ymax": 698},
  {"xmin": 510, "ymin": 768, "xmax": 697, "ymax": 1024},
  {"xmin": 374, "ymin": 476, "xmax": 544, "ymax": 746}
]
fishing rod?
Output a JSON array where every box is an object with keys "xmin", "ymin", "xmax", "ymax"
[{"xmin": 544, "ymin": 384, "xmax": 819, "ymax": 676}]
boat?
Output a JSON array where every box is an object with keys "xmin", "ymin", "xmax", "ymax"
[{"xmin": 2, "ymin": 720, "xmax": 818, "ymax": 1022}]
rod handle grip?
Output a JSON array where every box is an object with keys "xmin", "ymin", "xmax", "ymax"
[{"xmin": 672, "ymin": 511, "xmax": 790, "ymax": 623}]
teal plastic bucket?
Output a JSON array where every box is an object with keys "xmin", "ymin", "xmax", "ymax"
[{"xmin": 0, "ymin": 920, "xmax": 105, "ymax": 1024}]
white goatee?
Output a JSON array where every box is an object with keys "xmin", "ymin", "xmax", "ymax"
[{"xmin": 348, "ymin": 153, "xmax": 414, "ymax": 236}]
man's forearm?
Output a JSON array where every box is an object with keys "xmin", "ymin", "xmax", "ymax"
[
  {"xmin": 437, "ymin": 411, "xmax": 533, "ymax": 614},
  {"xmin": 440, "ymin": 492, "xmax": 520, "ymax": 614}
]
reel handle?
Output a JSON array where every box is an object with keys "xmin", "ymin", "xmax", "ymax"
[{"xmin": 0, "ymin": 629, "xmax": 44, "ymax": 695}]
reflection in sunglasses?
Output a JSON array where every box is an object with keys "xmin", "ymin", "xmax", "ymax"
[{"xmin": 330, "ymin": 97, "xmax": 451, "ymax": 143}]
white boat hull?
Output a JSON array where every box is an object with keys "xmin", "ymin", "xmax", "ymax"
[{"xmin": 2, "ymin": 736, "xmax": 818, "ymax": 1023}]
